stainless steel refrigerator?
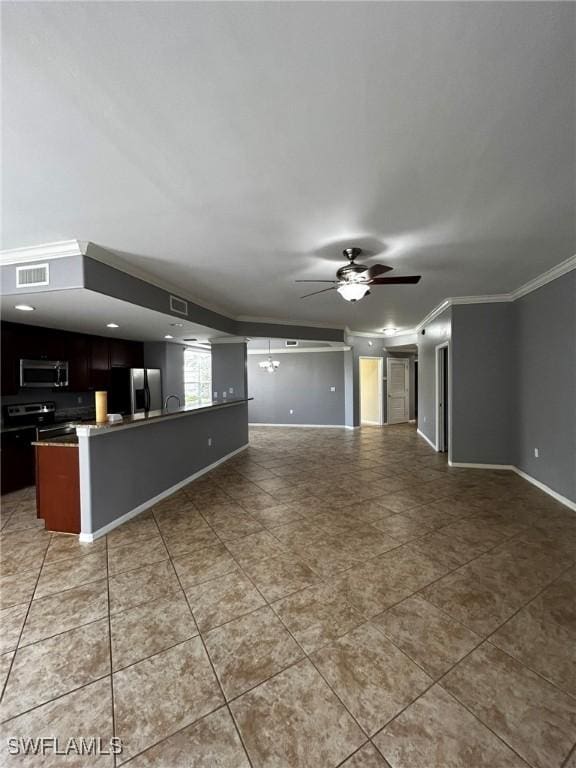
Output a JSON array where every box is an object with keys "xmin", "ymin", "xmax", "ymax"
[{"xmin": 109, "ymin": 368, "xmax": 162, "ymax": 415}]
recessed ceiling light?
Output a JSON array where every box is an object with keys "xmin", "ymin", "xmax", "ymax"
[
  {"xmin": 164, "ymin": 334, "xmax": 174, "ymax": 339},
  {"xmin": 107, "ymin": 323, "xmax": 119, "ymax": 328},
  {"xmin": 170, "ymin": 322, "xmax": 184, "ymax": 328},
  {"xmin": 382, "ymin": 328, "xmax": 397, "ymax": 336},
  {"xmin": 15, "ymin": 304, "xmax": 35, "ymax": 312}
]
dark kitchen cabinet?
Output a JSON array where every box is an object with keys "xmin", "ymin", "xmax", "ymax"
[
  {"xmin": 0, "ymin": 322, "xmax": 144, "ymax": 394},
  {"xmin": 66, "ymin": 335, "xmax": 90, "ymax": 391},
  {"xmin": 110, "ymin": 339, "xmax": 144, "ymax": 369},
  {"xmin": 1, "ymin": 427, "xmax": 36, "ymax": 494},
  {"xmin": 89, "ymin": 337, "xmax": 111, "ymax": 390},
  {"xmin": 1, "ymin": 325, "xmax": 19, "ymax": 395}
]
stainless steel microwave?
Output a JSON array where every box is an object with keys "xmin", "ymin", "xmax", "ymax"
[{"xmin": 19, "ymin": 359, "xmax": 69, "ymax": 389}]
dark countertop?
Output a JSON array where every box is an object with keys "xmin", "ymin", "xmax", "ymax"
[
  {"xmin": 32, "ymin": 435, "xmax": 79, "ymax": 448},
  {"xmin": 74, "ymin": 397, "xmax": 253, "ymax": 436}
]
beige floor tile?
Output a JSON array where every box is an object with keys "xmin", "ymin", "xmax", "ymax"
[
  {"xmin": 208, "ymin": 511, "xmax": 265, "ymax": 542},
  {"xmin": 21, "ymin": 579, "xmax": 108, "ymax": 647},
  {"xmin": 0, "ymin": 678, "xmax": 114, "ymax": 767},
  {"xmin": 0, "ymin": 619, "xmax": 110, "ymax": 721},
  {"xmin": 108, "ymin": 560, "xmax": 182, "ymax": 614},
  {"xmin": 311, "ymin": 623, "xmax": 432, "ymax": 735},
  {"xmin": 242, "ymin": 553, "xmax": 320, "ymax": 602},
  {"xmin": 421, "ymin": 562, "xmax": 527, "ymax": 635},
  {"xmin": 442, "ymin": 642, "xmax": 576, "ymax": 768},
  {"xmin": 162, "ymin": 526, "xmax": 220, "ymax": 558},
  {"xmin": 231, "ymin": 658, "xmax": 365, "ymax": 767},
  {"xmin": 373, "ymin": 595, "xmax": 481, "ymax": 678},
  {"xmin": 274, "ymin": 581, "xmax": 365, "ymax": 653},
  {"xmin": 224, "ymin": 530, "xmax": 286, "ymax": 567},
  {"xmin": 106, "ymin": 510, "xmax": 159, "ymax": 548},
  {"xmin": 113, "ymin": 637, "xmax": 223, "ymax": 763},
  {"xmin": 107, "ymin": 534, "xmax": 169, "ymax": 575},
  {"xmin": 0, "ymin": 651, "xmax": 14, "ymax": 692},
  {"xmin": 173, "ymin": 543, "xmax": 238, "ymax": 589},
  {"xmin": 491, "ymin": 603, "xmax": 576, "ymax": 697},
  {"xmin": 371, "ymin": 513, "xmax": 434, "ymax": 543},
  {"xmin": 34, "ymin": 551, "xmax": 106, "ymax": 599},
  {"xmin": 44, "ymin": 533, "xmax": 106, "ymax": 564},
  {"xmin": 374, "ymin": 684, "xmax": 528, "ymax": 768},
  {"xmin": 205, "ymin": 606, "xmax": 303, "ymax": 699},
  {"xmin": 528, "ymin": 568, "xmax": 576, "ymax": 634},
  {"xmin": 0, "ymin": 604, "xmax": 28, "ymax": 654},
  {"xmin": 186, "ymin": 569, "xmax": 265, "ymax": 631},
  {"xmin": 247, "ymin": 501, "xmax": 305, "ymax": 528},
  {"xmin": 125, "ymin": 706, "xmax": 250, "ymax": 767},
  {"xmin": 340, "ymin": 743, "xmax": 391, "ymax": 768},
  {"xmin": 0, "ymin": 566, "xmax": 40, "ymax": 609},
  {"xmin": 410, "ymin": 529, "xmax": 486, "ymax": 568},
  {"xmin": 111, "ymin": 591, "xmax": 197, "ymax": 670},
  {"xmin": 271, "ymin": 519, "xmax": 326, "ymax": 549}
]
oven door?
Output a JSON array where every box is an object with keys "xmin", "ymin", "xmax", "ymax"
[{"xmin": 20, "ymin": 360, "xmax": 69, "ymax": 388}]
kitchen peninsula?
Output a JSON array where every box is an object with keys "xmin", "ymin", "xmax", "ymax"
[{"xmin": 35, "ymin": 398, "xmax": 251, "ymax": 541}]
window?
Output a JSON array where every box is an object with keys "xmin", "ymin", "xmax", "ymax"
[{"xmin": 184, "ymin": 347, "xmax": 212, "ymax": 406}]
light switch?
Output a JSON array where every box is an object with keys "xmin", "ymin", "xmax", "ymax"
[
  {"xmin": 330, "ymin": 386, "xmax": 336, "ymax": 392},
  {"xmin": 289, "ymin": 409, "xmax": 294, "ymax": 415}
]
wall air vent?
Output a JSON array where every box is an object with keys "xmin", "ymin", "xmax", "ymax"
[
  {"xmin": 169, "ymin": 295, "xmax": 188, "ymax": 316},
  {"xmin": 285, "ymin": 340, "xmax": 298, "ymax": 347},
  {"xmin": 16, "ymin": 263, "xmax": 50, "ymax": 287}
]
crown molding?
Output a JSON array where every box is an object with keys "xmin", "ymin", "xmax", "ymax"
[
  {"xmin": 248, "ymin": 346, "xmax": 350, "ymax": 355},
  {"xmin": 209, "ymin": 336, "xmax": 248, "ymax": 345},
  {"xmin": 510, "ymin": 253, "xmax": 576, "ymax": 300},
  {"xmin": 0, "ymin": 239, "xmax": 87, "ymax": 264}
]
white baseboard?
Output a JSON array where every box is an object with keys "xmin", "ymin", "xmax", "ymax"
[
  {"xmin": 249, "ymin": 422, "xmax": 355, "ymax": 429},
  {"xmin": 448, "ymin": 461, "xmax": 515, "ymax": 470},
  {"xmin": 512, "ymin": 466, "xmax": 576, "ymax": 512},
  {"xmin": 417, "ymin": 428, "xmax": 437, "ymax": 451},
  {"xmin": 361, "ymin": 420, "xmax": 382, "ymax": 426},
  {"xmin": 79, "ymin": 443, "xmax": 249, "ymax": 542},
  {"xmin": 447, "ymin": 460, "xmax": 576, "ymax": 512}
]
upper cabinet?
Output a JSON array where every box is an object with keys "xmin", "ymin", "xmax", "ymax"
[
  {"xmin": 0, "ymin": 322, "xmax": 145, "ymax": 394},
  {"xmin": 109, "ymin": 339, "xmax": 144, "ymax": 369}
]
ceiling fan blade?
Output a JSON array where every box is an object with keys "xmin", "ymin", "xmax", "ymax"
[
  {"xmin": 370, "ymin": 275, "xmax": 422, "ymax": 285},
  {"xmin": 295, "ymin": 280, "xmax": 338, "ymax": 283},
  {"xmin": 300, "ymin": 286, "xmax": 338, "ymax": 299},
  {"xmin": 365, "ymin": 264, "xmax": 393, "ymax": 279}
]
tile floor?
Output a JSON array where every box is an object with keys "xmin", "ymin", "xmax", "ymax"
[{"xmin": 1, "ymin": 424, "xmax": 575, "ymax": 767}]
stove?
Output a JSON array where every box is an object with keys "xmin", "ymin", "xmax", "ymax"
[{"xmin": 3, "ymin": 402, "xmax": 56, "ymax": 429}]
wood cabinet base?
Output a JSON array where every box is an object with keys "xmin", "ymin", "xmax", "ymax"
[{"xmin": 35, "ymin": 445, "xmax": 81, "ymax": 534}]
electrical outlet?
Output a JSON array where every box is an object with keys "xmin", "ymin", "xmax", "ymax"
[
  {"xmin": 534, "ymin": 448, "xmax": 539, "ymax": 458},
  {"xmin": 330, "ymin": 386, "xmax": 336, "ymax": 392},
  {"xmin": 77, "ymin": 396, "xmax": 82, "ymax": 404},
  {"xmin": 289, "ymin": 409, "xmax": 294, "ymax": 415},
  {"xmin": 423, "ymin": 416, "xmax": 427, "ymax": 423},
  {"xmin": 229, "ymin": 387, "xmax": 234, "ymax": 394},
  {"xmin": 222, "ymin": 391, "xmax": 227, "ymax": 399},
  {"xmin": 208, "ymin": 437, "xmax": 212, "ymax": 447},
  {"xmin": 213, "ymin": 391, "xmax": 218, "ymax": 400}
]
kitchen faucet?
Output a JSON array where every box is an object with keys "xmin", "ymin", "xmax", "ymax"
[{"xmin": 164, "ymin": 394, "xmax": 181, "ymax": 411}]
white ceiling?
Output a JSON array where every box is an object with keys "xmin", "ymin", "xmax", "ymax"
[
  {"xmin": 2, "ymin": 2, "xmax": 574, "ymax": 333},
  {"xmin": 1, "ymin": 290, "xmax": 218, "ymax": 344}
]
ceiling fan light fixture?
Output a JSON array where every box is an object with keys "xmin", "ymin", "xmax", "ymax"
[
  {"xmin": 337, "ymin": 283, "xmax": 370, "ymax": 302},
  {"xmin": 382, "ymin": 327, "xmax": 397, "ymax": 336}
]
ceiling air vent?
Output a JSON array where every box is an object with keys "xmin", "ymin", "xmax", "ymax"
[
  {"xmin": 169, "ymin": 295, "xmax": 188, "ymax": 316},
  {"xmin": 285, "ymin": 340, "xmax": 298, "ymax": 347},
  {"xmin": 16, "ymin": 263, "xmax": 50, "ymax": 287}
]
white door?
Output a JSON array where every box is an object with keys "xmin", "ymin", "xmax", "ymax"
[{"xmin": 387, "ymin": 358, "xmax": 409, "ymax": 424}]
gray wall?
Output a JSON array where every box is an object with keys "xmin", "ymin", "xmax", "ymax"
[
  {"xmin": 211, "ymin": 343, "xmax": 247, "ymax": 400},
  {"xmin": 143, "ymin": 341, "xmax": 185, "ymax": 405},
  {"xmin": 515, "ymin": 272, "xmax": 576, "ymax": 502},
  {"xmin": 83, "ymin": 402, "xmax": 249, "ymax": 532},
  {"xmin": 451, "ymin": 303, "xmax": 515, "ymax": 464},
  {"xmin": 417, "ymin": 308, "xmax": 452, "ymax": 446},
  {"xmin": 247, "ymin": 351, "xmax": 345, "ymax": 425}
]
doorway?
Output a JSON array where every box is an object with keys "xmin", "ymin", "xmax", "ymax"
[
  {"xmin": 359, "ymin": 357, "xmax": 383, "ymax": 425},
  {"xmin": 386, "ymin": 357, "xmax": 410, "ymax": 424},
  {"xmin": 435, "ymin": 343, "xmax": 449, "ymax": 452}
]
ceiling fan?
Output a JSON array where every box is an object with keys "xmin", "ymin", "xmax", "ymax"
[{"xmin": 296, "ymin": 247, "xmax": 421, "ymax": 302}]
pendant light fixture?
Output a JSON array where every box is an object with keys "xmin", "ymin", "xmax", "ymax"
[{"xmin": 258, "ymin": 339, "xmax": 280, "ymax": 373}]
